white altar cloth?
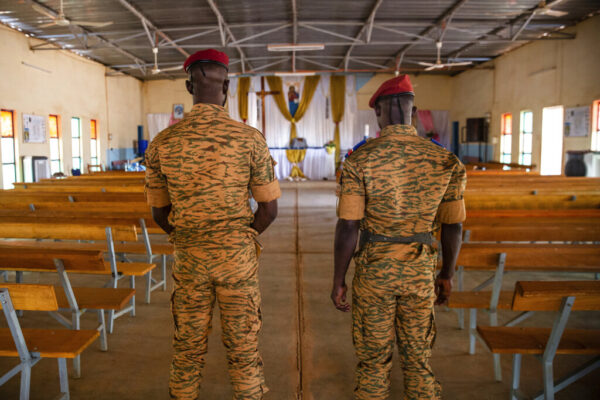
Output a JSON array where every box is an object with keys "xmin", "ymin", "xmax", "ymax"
[{"xmin": 269, "ymin": 148, "xmax": 336, "ymax": 180}]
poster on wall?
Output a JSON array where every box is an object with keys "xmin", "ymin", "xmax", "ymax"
[
  {"xmin": 22, "ymin": 114, "xmax": 47, "ymax": 143},
  {"xmin": 173, "ymin": 104, "xmax": 184, "ymax": 119},
  {"xmin": 564, "ymin": 106, "xmax": 590, "ymax": 137}
]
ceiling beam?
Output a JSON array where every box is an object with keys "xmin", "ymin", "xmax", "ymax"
[
  {"xmin": 390, "ymin": 0, "xmax": 470, "ymax": 71},
  {"xmin": 116, "ymin": 0, "xmax": 189, "ymax": 58},
  {"xmin": 446, "ymin": 0, "xmax": 568, "ymax": 60},
  {"xmin": 205, "ymin": 0, "xmax": 253, "ymax": 73},
  {"xmin": 340, "ymin": 0, "xmax": 385, "ymax": 70},
  {"xmin": 26, "ymin": 0, "xmax": 147, "ymax": 76},
  {"xmin": 292, "ymin": 0, "xmax": 297, "ymax": 72}
]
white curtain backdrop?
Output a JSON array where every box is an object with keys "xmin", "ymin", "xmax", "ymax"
[
  {"xmin": 416, "ymin": 110, "xmax": 450, "ymax": 149},
  {"xmin": 270, "ymin": 148, "xmax": 335, "ymax": 180},
  {"xmin": 227, "ymin": 76, "xmax": 260, "ymax": 130},
  {"xmin": 147, "ymin": 113, "xmax": 171, "ymax": 141}
]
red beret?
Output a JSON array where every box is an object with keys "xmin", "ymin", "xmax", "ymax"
[
  {"xmin": 369, "ymin": 75, "xmax": 414, "ymax": 108},
  {"xmin": 183, "ymin": 49, "xmax": 229, "ymax": 72}
]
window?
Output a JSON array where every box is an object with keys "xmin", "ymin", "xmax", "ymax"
[
  {"xmin": 593, "ymin": 100, "xmax": 600, "ymax": 151},
  {"xmin": 49, "ymin": 115, "xmax": 62, "ymax": 174},
  {"xmin": 1, "ymin": 110, "xmax": 17, "ymax": 189},
  {"xmin": 500, "ymin": 113, "xmax": 512, "ymax": 164},
  {"xmin": 540, "ymin": 106, "xmax": 564, "ymax": 176},
  {"xmin": 71, "ymin": 117, "xmax": 82, "ymax": 172},
  {"xmin": 90, "ymin": 119, "xmax": 99, "ymax": 166},
  {"xmin": 519, "ymin": 111, "xmax": 533, "ymax": 166}
]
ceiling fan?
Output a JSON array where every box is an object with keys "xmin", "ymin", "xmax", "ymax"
[
  {"xmin": 418, "ymin": 42, "xmax": 473, "ymax": 71},
  {"xmin": 151, "ymin": 47, "xmax": 181, "ymax": 75},
  {"xmin": 533, "ymin": 0, "xmax": 568, "ymax": 17},
  {"xmin": 33, "ymin": 0, "xmax": 113, "ymax": 28}
]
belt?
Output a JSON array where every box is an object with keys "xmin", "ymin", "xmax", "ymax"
[{"xmin": 359, "ymin": 230, "xmax": 435, "ymax": 247}]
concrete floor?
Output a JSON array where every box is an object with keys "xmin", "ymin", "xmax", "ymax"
[{"xmin": 1, "ymin": 181, "xmax": 599, "ymax": 399}]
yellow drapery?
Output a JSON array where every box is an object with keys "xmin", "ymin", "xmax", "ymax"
[
  {"xmin": 285, "ymin": 149, "xmax": 307, "ymax": 179},
  {"xmin": 330, "ymin": 75, "xmax": 345, "ymax": 168},
  {"xmin": 266, "ymin": 76, "xmax": 321, "ymax": 143},
  {"xmin": 237, "ymin": 77, "xmax": 251, "ymax": 123}
]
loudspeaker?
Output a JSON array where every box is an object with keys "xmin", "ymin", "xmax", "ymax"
[{"xmin": 466, "ymin": 118, "xmax": 487, "ymax": 142}]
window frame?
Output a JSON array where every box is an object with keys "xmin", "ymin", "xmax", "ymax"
[
  {"xmin": 90, "ymin": 119, "xmax": 99, "ymax": 166},
  {"xmin": 500, "ymin": 113, "xmax": 513, "ymax": 164},
  {"xmin": 71, "ymin": 117, "xmax": 82, "ymax": 172},
  {"xmin": 49, "ymin": 114, "xmax": 62, "ymax": 174},
  {"xmin": 519, "ymin": 110, "xmax": 533, "ymax": 166},
  {"xmin": 1, "ymin": 109, "xmax": 17, "ymax": 189},
  {"xmin": 593, "ymin": 100, "xmax": 600, "ymax": 152}
]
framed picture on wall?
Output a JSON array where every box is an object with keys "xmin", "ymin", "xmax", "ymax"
[{"xmin": 173, "ymin": 104, "xmax": 184, "ymax": 119}]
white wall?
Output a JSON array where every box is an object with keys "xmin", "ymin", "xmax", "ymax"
[{"xmin": 0, "ymin": 24, "xmax": 143, "ymax": 187}]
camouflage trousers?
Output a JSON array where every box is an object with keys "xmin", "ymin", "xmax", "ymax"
[
  {"xmin": 352, "ymin": 242, "xmax": 441, "ymax": 400},
  {"xmin": 170, "ymin": 240, "xmax": 267, "ymax": 400}
]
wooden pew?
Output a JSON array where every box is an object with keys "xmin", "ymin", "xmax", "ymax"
[
  {"xmin": 465, "ymin": 194, "xmax": 600, "ymax": 210},
  {"xmin": 0, "ymin": 192, "xmax": 146, "ymax": 205},
  {"xmin": 0, "ymin": 247, "xmax": 135, "ymax": 377},
  {"xmin": 446, "ymin": 243, "xmax": 600, "ymax": 380},
  {"xmin": 477, "ymin": 281, "xmax": 600, "ymax": 400},
  {"xmin": 12, "ymin": 183, "xmax": 145, "ymax": 193},
  {"xmin": 0, "ymin": 284, "xmax": 99, "ymax": 399},
  {"xmin": 0, "ymin": 222, "xmax": 155, "ymax": 333},
  {"xmin": 0, "ymin": 210, "xmax": 172, "ymax": 296}
]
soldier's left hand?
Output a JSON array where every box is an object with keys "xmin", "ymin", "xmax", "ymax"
[
  {"xmin": 331, "ymin": 283, "xmax": 351, "ymax": 312},
  {"xmin": 434, "ymin": 275, "xmax": 453, "ymax": 306}
]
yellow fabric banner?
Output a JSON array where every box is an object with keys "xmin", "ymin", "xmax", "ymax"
[
  {"xmin": 266, "ymin": 76, "xmax": 321, "ymax": 143},
  {"xmin": 285, "ymin": 149, "xmax": 307, "ymax": 179},
  {"xmin": 330, "ymin": 75, "xmax": 346, "ymax": 168},
  {"xmin": 237, "ymin": 77, "xmax": 251, "ymax": 123}
]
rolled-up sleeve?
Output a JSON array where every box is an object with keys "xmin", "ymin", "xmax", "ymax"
[
  {"xmin": 338, "ymin": 157, "xmax": 366, "ymax": 220},
  {"xmin": 145, "ymin": 142, "xmax": 171, "ymax": 207},
  {"xmin": 436, "ymin": 159, "xmax": 467, "ymax": 224},
  {"xmin": 250, "ymin": 132, "xmax": 281, "ymax": 202}
]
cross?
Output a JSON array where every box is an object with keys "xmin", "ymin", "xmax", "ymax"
[{"xmin": 255, "ymin": 76, "xmax": 279, "ymax": 136}]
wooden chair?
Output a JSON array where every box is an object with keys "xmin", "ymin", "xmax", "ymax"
[
  {"xmin": 86, "ymin": 163, "xmax": 104, "ymax": 173},
  {"xmin": 477, "ymin": 281, "xmax": 600, "ymax": 400},
  {"xmin": 0, "ymin": 284, "xmax": 99, "ymax": 399}
]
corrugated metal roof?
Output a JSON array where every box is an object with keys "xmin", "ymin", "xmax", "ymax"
[{"xmin": 0, "ymin": 0, "xmax": 597, "ymax": 80}]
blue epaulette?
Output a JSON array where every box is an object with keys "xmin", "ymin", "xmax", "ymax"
[
  {"xmin": 345, "ymin": 138, "xmax": 369, "ymax": 159},
  {"xmin": 431, "ymin": 138, "xmax": 444, "ymax": 148}
]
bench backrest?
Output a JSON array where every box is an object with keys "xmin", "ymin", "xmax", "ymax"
[
  {"xmin": 0, "ymin": 222, "xmax": 137, "ymax": 242},
  {"xmin": 0, "ymin": 246, "xmax": 108, "ymax": 272},
  {"xmin": 512, "ymin": 281, "xmax": 600, "ymax": 311},
  {"xmin": 464, "ymin": 224, "xmax": 600, "ymax": 242},
  {"xmin": 0, "ymin": 192, "xmax": 145, "ymax": 204},
  {"xmin": 0, "ymin": 284, "xmax": 58, "ymax": 311},
  {"xmin": 457, "ymin": 244, "xmax": 600, "ymax": 269},
  {"xmin": 12, "ymin": 183, "xmax": 144, "ymax": 193},
  {"xmin": 465, "ymin": 194, "xmax": 600, "ymax": 210}
]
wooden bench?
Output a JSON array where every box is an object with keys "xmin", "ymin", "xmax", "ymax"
[
  {"xmin": 12, "ymin": 183, "xmax": 145, "ymax": 193},
  {"xmin": 465, "ymin": 194, "xmax": 600, "ymax": 210},
  {"xmin": 446, "ymin": 243, "xmax": 600, "ymax": 380},
  {"xmin": 0, "ymin": 210, "xmax": 171, "ymax": 294},
  {"xmin": 477, "ymin": 281, "xmax": 600, "ymax": 400},
  {"xmin": 0, "ymin": 284, "xmax": 99, "ymax": 399},
  {"xmin": 0, "ymin": 222, "xmax": 155, "ymax": 333},
  {"xmin": 0, "ymin": 247, "xmax": 135, "ymax": 377}
]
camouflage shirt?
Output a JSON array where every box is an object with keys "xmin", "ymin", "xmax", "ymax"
[
  {"xmin": 145, "ymin": 103, "xmax": 280, "ymax": 246},
  {"xmin": 338, "ymin": 124, "xmax": 466, "ymax": 236}
]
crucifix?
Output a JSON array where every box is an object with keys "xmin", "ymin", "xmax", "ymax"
[{"xmin": 255, "ymin": 76, "xmax": 279, "ymax": 136}]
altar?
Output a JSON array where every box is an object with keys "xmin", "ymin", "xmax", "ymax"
[{"xmin": 270, "ymin": 148, "xmax": 336, "ymax": 180}]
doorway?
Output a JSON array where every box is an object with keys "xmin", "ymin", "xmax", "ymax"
[{"xmin": 540, "ymin": 106, "xmax": 564, "ymax": 176}]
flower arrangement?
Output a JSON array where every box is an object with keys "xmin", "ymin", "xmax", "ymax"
[{"xmin": 325, "ymin": 140, "xmax": 336, "ymax": 154}]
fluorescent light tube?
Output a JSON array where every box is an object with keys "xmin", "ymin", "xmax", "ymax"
[{"xmin": 268, "ymin": 44, "xmax": 325, "ymax": 52}]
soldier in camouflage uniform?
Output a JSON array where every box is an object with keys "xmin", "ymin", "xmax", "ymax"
[
  {"xmin": 331, "ymin": 75, "xmax": 466, "ymax": 400},
  {"xmin": 145, "ymin": 49, "xmax": 280, "ymax": 400}
]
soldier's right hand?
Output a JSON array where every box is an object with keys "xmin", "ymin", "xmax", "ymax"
[{"xmin": 331, "ymin": 283, "xmax": 351, "ymax": 312}]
